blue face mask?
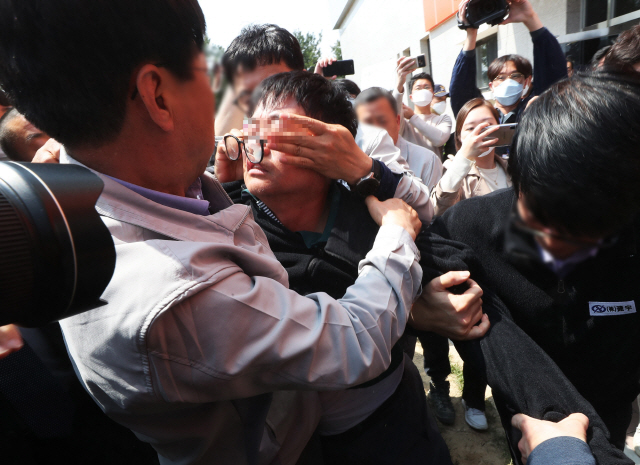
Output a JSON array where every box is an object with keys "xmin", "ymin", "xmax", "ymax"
[{"xmin": 492, "ymin": 79, "xmax": 523, "ymax": 106}]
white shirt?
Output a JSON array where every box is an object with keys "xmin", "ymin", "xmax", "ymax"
[
  {"xmin": 392, "ymin": 89, "xmax": 452, "ymax": 158},
  {"xmin": 395, "ymin": 135, "xmax": 443, "ymax": 191}
]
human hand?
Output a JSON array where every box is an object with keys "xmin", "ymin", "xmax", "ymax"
[
  {"xmin": 402, "ymin": 103, "xmax": 415, "ymax": 120},
  {"xmin": 32, "ymin": 138, "xmax": 61, "ymax": 163},
  {"xmin": 365, "ymin": 197, "xmax": 422, "ymax": 241},
  {"xmin": 265, "ymin": 113, "xmax": 372, "ymax": 185},
  {"xmin": 214, "ymin": 129, "xmax": 245, "ymax": 183},
  {"xmin": 0, "ymin": 324, "xmax": 23, "ymax": 359},
  {"xmin": 502, "ymin": 0, "xmax": 543, "ymax": 31},
  {"xmin": 314, "ymin": 57, "xmax": 338, "ymax": 80},
  {"xmin": 512, "ymin": 413, "xmax": 589, "ymax": 464},
  {"xmin": 459, "ymin": 122, "xmax": 499, "ymax": 160},
  {"xmin": 396, "ymin": 57, "xmax": 417, "ymax": 93},
  {"xmin": 409, "ymin": 271, "xmax": 489, "ymax": 339}
]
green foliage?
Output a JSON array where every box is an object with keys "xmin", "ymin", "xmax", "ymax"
[
  {"xmin": 331, "ymin": 40, "xmax": 342, "ymax": 61},
  {"xmin": 293, "ymin": 30, "xmax": 323, "ymax": 70},
  {"xmin": 449, "ymin": 355, "xmax": 464, "ymax": 393}
]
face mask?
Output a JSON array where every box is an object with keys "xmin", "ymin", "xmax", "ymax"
[
  {"xmin": 411, "ymin": 89, "xmax": 433, "ymax": 107},
  {"xmin": 431, "ymin": 101, "xmax": 447, "ymax": 115},
  {"xmin": 478, "ymin": 147, "xmax": 494, "ymax": 158},
  {"xmin": 492, "ymin": 79, "xmax": 523, "ymax": 106},
  {"xmin": 522, "ymin": 84, "xmax": 530, "ymax": 96},
  {"xmin": 347, "ymin": 97, "xmax": 355, "ymax": 107}
]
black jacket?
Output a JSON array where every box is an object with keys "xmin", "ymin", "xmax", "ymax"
[
  {"xmin": 421, "ymin": 188, "xmax": 639, "ymax": 465},
  {"xmin": 223, "ymin": 180, "xmax": 432, "ymax": 385}
]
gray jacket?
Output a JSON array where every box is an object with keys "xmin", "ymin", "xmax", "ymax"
[{"xmin": 58, "ymin": 153, "xmax": 423, "ymax": 465}]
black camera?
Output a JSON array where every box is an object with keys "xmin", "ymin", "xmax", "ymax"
[
  {"xmin": 458, "ymin": 0, "xmax": 509, "ymax": 29},
  {"xmin": 0, "ymin": 162, "xmax": 115, "ymax": 327}
]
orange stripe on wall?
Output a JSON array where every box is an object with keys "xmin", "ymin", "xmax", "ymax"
[{"xmin": 423, "ymin": 0, "xmax": 461, "ymax": 31}]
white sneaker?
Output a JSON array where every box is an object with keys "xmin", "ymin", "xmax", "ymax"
[
  {"xmin": 462, "ymin": 399, "xmax": 488, "ymax": 431},
  {"xmin": 634, "ymin": 425, "xmax": 640, "ymax": 457}
]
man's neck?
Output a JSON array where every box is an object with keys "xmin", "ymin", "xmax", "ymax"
[
  {"xmin": 67, "ymin": 130, "xmax": 204, "ymax": 197},
  {"xmin": 259, "ymin": 184, "xmax": 331, "ymax": 233},
  {"xmin": 414, "ymin": 104, "xmax": 432, "ymax": 116},
  {"xmin": 495, "ymin": 101, "xmax": 518, "ymax": 117}
]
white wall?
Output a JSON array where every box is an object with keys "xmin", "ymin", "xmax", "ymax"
[{"xmin": 336, "ymin": 0, "xmax": 432, "ymax": 90}]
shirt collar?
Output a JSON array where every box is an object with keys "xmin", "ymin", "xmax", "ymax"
[
  {"xmin": 536, "ymin": 243, "xmax": 600, "ymax": 278},
  {"xmin": 105, "ymin": 175, "xmax": 211, "ymax": 216}
]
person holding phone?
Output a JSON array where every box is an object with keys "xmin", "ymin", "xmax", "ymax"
[
  {"xmin": 430, "ymin": 98, "xmax": 510, "ymax": 218},
  {"xmin": 394, "ymin": 59, "xmax": 453, "ymax": 159}
]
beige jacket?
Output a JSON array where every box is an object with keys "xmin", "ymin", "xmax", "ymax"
[{"xmin": 430, "ymin": 153, "xmax": 510, "ymax": 217}]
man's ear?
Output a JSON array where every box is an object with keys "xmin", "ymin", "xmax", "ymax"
[
  {"xmin": 135, "ymin": 64, "xmax": 175, "ymax": 132},
  {"xmin": 396, "ymin": 114, "xmax": 402, "ymax": 127},
  {"xmin": 488, "ymin": 81, "xmax": 494, "ymax": 91}
]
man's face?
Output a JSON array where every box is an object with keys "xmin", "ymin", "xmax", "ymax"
[
  {"xmin": 174, "ymin": 52, "xmax": 216, "ymax": 173},
  {"xmin": 516, "ymin": 197, "xmax": 603, "ymax": 259},
  {"xmin": 488, "ymin": 60, "xmax": 532, "ymax": 93},
  {"xmin": 232, "ymin": 61, "xmax": 293, "ymax": 115},
  {"xmin": 5, "ymin": 113, "xmax": 49, "ymax": 162},
  {"xmin": 566, "ymin": 61, "xmax": 574, "ymax": 77},
  {"xmin": 356, "ymin": 98, "xmax": 401, "ymax": 145},
  {"xmin": 243, "ymin": 98, "xmax": 328, "ymax": 200}
]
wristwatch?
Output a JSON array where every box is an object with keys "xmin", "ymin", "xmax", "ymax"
[{"xmin": 353, "ymin": 159, "xmax": 382, "ymax": 198}]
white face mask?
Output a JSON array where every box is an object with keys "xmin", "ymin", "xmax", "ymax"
[
  {"xmin": 492, "ymin": 79, "xmax": 523, "ymax": 106},
  {"xmin": 411, "ymin": 89, "xmax": 433, "ymax": 107},
  {"xmin": 478, "ymin": 147, "xmax": 494, "ymax": 158},
  {"xmin": 522, "ymin": 84, "xmax": 530, "ymax": 96},
  {"xmin": 431, "ymin": 101, "xmax": 447, "ymax": 115},
  {"xmin": 347, "ymin": 97, "xmax": 355, "ymax": 107}
]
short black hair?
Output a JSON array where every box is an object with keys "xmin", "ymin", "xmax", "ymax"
[
  {"xmin": 603, "ymin": 25, "xmax": 640, "ymax": 72},
  {"xmin": 253, "ymin": 71, "xmax": 358, "ymax": 138},
  {"xmin": 222, "ymin": 24, "xmax": 305, "ymax": 84},
  {"xmin": 0, "ymin": 88, "xmax": 10, "ymax": 107},
  {"xmin": 334, "ymin": 79, "xmax": 362, "ymax": 97},
  {"xmin": 409, "ymin": 72, "xmax": 435, "ymax": 93},
  {"xmin": 354, "ymin": 87, "xmax": 398, "ymax": 116},
  {"xmin": 488, "ymin": 54, "xmax": 533, "ymax": 81},
  {"xmin": 591, "ymin": 46, "xmax": 612, "ymax": 67},
  {"xmin": 0, "ymin": 0, "xmax": 206, "ymax": 149},
  {"xmin": 509, "ymin": 72, "xmax": 640, "ymax": 237},
  {"xmin": 0, "ymin": 108, "xmax": 20, "ymax": 160}
]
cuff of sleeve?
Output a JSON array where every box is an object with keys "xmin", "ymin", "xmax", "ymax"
[
  {"xmin": 373, "ymin": 224, "xmax": 420, "ymax": 261},
  {"xmin": 527, "ymin": 437, "xmax": 595, "ymax": 465},
  {"xmin": 463, "ymin": 49, "xmax": 476, "ymax": 58},
  {"xmin": 530, "ymin": 26, "xmax": 547, "ymax": 40},
  {"xmin": 376, "ymin": 160, "xmax": 402, "ymax": 201}
]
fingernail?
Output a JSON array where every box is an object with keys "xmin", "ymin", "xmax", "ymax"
[{"xmin": 5, "ymin": 338, "xmax": 23, "ymax": 350}]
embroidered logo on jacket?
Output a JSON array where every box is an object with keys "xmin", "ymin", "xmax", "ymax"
[{"xmin": 589, "ymin": 301, "xmax": 636, "ymax": 316}]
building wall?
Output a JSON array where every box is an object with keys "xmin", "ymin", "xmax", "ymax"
[{"xmin": 335, "ymin": 0, "xmax": 432, "ymax": 90}]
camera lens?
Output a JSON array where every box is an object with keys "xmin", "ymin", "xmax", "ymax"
[{"xmin": 0, "ymin": 162, "xmax": 115, "ymax": 327}]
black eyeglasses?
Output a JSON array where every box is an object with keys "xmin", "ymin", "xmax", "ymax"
[{"xmin": 223, "ymin": 134, "xmax": 265, "ymax": 164}]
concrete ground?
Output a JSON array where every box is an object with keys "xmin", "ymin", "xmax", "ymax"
[
  {"xmin": 413, "ymin": 340, "xmax": 513, "ymax": 465},
  {"xmin": 414, "ymin": 340, "xmax": 640, "ymax": 465}
]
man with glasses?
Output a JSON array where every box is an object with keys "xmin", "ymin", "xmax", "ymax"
[
  {"xmin": 450, "ymin": 0, "xmax": 567, "ymax": 123},
  {"xmin": 218, "ymin": 23, "xmax": 436, "ymax": 222},
  {"xmin": 217, "ymin": 70, "xmax": 491, "ymax": 464},
  {"xmin": 421, "ymin": 72, "xmax": 640, "ymax": 465}
]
